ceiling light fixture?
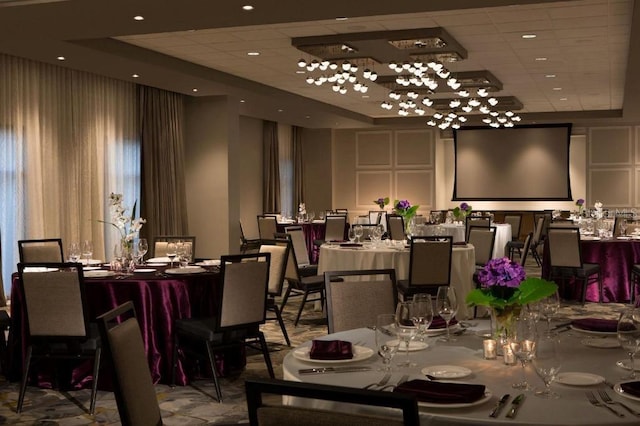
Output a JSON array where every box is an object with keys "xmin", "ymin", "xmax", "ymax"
[
  {"xmin": 522, "ymin": 34, "xmax": 537, "ymax": 39},
  {"xmin": 132, "ymin": 74, "xmax": 139, "ymax": 78},
  {"xmin": 192, "ymin": 88, "xmax": 198, "ymax": 92},
  {"xmin": 56, "ymin": 56, "xmax": 65, "ymax": 61},
  {"xmin": 242, "ymin": 5, "xmax": 254, "ymax": 10},
  {"xmin": 247, "ymin": 51, "xmax": 260, "ymax": 56},
  {"xmin": 133, "ymin": 15, "xmax": 144, "ymax": 21}
]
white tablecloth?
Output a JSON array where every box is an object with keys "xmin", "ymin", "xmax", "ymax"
[
  {"xmin": 318, "ymin": 243, "xmax": 476, "ymax": 319},
  {"xmin": 418, "ymin": 224, "xmax": 511, "ymax": 259},
  {"xmin": 282, "ymin": 324, "xmax": 639, "ymax": 425}
]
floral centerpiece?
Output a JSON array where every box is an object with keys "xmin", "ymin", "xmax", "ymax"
[
  {"xmin": 452, "ymin": 202, "xmax": 472, "ymax": 221},
  {"xmin": 466, "ymin": 257, "xmax": 558, "ymax": 342},
  {"xmin": 373, "ymin": 197, "xmax": 389, "ymax": 210},
  {"xmin": 100, "ymin": 192, "xmax": 146, "ymax": 253},
  {"xmin": 575, "ymin": 198, "xmax": 585, "ymax": 216},
  {"xmin": 594, "ymin": 200, "xmax": 604, "ymax": 219},
  {"xmin": 393, "ymin": 199, "xmax": 419, "ymax": 230}
]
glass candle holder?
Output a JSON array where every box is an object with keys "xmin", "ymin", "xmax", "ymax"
[{"xmin": 483, "ymin": 339, "xmax": 497, "ymax": 359}]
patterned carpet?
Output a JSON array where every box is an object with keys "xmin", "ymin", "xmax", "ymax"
[{"xmin": 0, "ymin": 256, "xmax": 626, "ymax": 425}]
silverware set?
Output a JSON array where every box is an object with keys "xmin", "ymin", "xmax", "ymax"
[
  {"xmin": 586, "ymin": 391, "xmax": 625, "ymax": 417},
  {"xmin": 597, "ymin": 389, "xmax": 640, "ymax": 416},
  {"xmin": 361, "ymin": 373, "xmax": 409, "ymax": 391}
]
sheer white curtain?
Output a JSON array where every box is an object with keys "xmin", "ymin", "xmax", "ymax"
[
  {"xmin": 278, "ymin": 123, "xmax": 293, "ymax": 217},
  {"xmin": 0, "ymin": 54, "xmax": 140, "ymax": 300}
]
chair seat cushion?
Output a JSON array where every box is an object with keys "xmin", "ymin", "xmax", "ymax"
[
  {"xmin": 299, "ymin": 264, "xmax": 318, "ymax": 277},
  {"xmin": 175, "ymin": 317, "xmax": 223, "ymax": 342},
  {"xmin": 300, "ymin": 275, "xmax": 325, "ymax": 289}
]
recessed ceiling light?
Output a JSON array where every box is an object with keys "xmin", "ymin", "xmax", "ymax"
[
  {"xmin": 56, "ymin": 56, "xmax": 65, "ymax": 61},
  {"xmin": 192, "ymin": 88, "xmax": 198, "ymax": 92},
  {"xmin": 240, "ymin": 99, "xmax": 246, "ymax": 103},
  {"xmin": 247, "ymin": 51, "xmax": 260, "ymax": 56},
  {"xmin": 560, "ymin": 97, "xmax": 568, "ymax": 101},
  {"xmin": 522, "ymin": 34, "xmax": 537, "ymax": 39},
  {"xmin": 277, "ymin": 109, "xmax": 284, "ymax": 112},
  {"xmin": 305, "ymin": 115, "xmax": 311, "ymax": 119},
  {"xmin": 295, "ymin": 70, "xmax": 306, "ymax": 74},
  {"xmin": 545, "ymin": 74, "xmax": 556, "ymax": 78},
  {"xmin": 133, "ymin": 15, "xmax": 144, "ymax": 21},
  {"xmin": 242, "ymin": 5, "xmax": 254, "ymax": 11},
  {"xmin": 362, "ymin": 95, "xmax": 370, "ymax": 99},
  {"xmin": 535, "ymin": 57, "xmax": 547, "ymax": 61},
  {"xmin": 335, "ymin": 16, "xmax": 348, "ymax": 21},
  {"xmin": 553, "ymin": 87, "xmax": 562, "ymax": 91},
  {"xmin": 132, "ymin": 74, "xmax": 140, "ymax": 78}
]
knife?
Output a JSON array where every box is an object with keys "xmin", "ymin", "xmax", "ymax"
[
  {"xmin": 489, "ymin": 393, "xmax": 511, "ymax": 417},
  {"xmin": 505, "ymin": 393, "xmax": 525, "ymax": 419},
  {"xmin": 299, "ymin": 366, "xmax": 372, "ymax": 375},
  {"xmin": 552, "ymin": 321, "xmax": 572, "ymax": 330}
]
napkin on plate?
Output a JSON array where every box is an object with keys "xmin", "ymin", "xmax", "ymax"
[
  {"xmin": 394, "ymin": 379, "xmax": 485, "ymax": 404},
  {"xmin": 430, "ymin": 316, "xmax": 458, "ymax": 329},
  {"xmin": 620, "ymin": 381, "xmax": 640, "ymax": 398},
  {"xmin": 571, "ymin": 318, "xmax": 618, "ymax": 333},
  {"xmin": 309, "ymin": 340, "xmax": 353, "ymax": 360}
]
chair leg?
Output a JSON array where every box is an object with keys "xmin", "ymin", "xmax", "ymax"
[
  {"xmin": 171, "ymin": 333, "xmax": 179, "ymax": 386},
  {"xmin": 294, "ymin": 291, "xmax": 309, "ymax": 327},
  {"xmin": 17, "ymin": 345, "xmax": 33, "ymax": 413},
  {"xmin": 598, "ymin": 274, "xmax": 604, "ymax": 303},
  {"xmin": 280, "ymin": 285, "xmax": 292, "ymax": 311},
  {"xmin": 204, "ymin": 342, "xmax": 223, "ymax": 403},
  {"xmin": 89, "ymin": 347, "xmax": 101, "ymax": 415},
  {"xmin": 271, "ymin": 305, "xmax": 291, "ymax": 346},
  {"xmin": 257, "ymin": 332, "xmax": 275, "ymax": 378},
  {"xmin": 631, "ymin": 270, "xmax": 637, "ymax": 305}
]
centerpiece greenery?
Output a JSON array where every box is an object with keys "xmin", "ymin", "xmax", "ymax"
[
  {"xmin": 452, "ymin": 202, "xmax": 472, "ymax": 221},
  {"xmin": 392, "ymin": 199, "xmax": 419, "ymax": 229},
  {"xmin": 373, "ymin": 197, "xmax": 389, "ymax": 209}
]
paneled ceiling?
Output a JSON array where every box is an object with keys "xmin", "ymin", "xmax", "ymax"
[{"xmin": 0, "ymin": 0, "xmax": 638, "ymax": 129}]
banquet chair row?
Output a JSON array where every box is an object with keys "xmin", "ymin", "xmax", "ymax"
[{"xmin": 507, "ymin": 215, "xmax": 545, "ymax": 266}]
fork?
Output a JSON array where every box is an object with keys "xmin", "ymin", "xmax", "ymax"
[
  {"xmin": 598, "ymin": 389, "xmax": 640, "ymax": 416},
  {"xmin": 380, "ymin": 374, "xmax": 410, "ymax": 391},
  {"xmin": 363, "ymin": 373, "xmax": 391, "ymax": 390},
  {"xmin": 586, "ymin": 391, "xmax": 625, "ymax": 417}
]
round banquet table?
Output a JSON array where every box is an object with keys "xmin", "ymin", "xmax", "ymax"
[
  {"xmin": 317, "ymin": 242, "xmax": 476, "ymax": 319},
  {"xmin": 7, "ymin": 264, "xmax": 245, "ymax": 389},
  {"xmin": 419, "ymin": 223, "xmax": 511, "ymax": 259},
  {"xmin": 282, "ymin": 323, "xmax": 640, "ymax": 425}
]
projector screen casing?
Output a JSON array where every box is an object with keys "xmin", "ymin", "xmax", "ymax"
[{"xmin": 453, "ymin": 123, "xmax": 572, "ymax": 201}]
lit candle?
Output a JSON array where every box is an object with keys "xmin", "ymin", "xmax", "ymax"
[
  {"xmin": 483, "ymin": 339, "xmax": 497, "ymax": 359},
  {"xmin": 503, "ymin": 345, "xmax": 516, "ymax": 365}
]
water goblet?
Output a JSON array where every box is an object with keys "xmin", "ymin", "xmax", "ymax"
[
  {"xmin": 436, "ymin": 286, "xmax": 458, "ymax": 342},
  {"xmin": 354, "ymin": 224, "xmax": 364, "ymax": 243},
  {"xmin": 81, "ymin": 240, "xmax": 93, "ymax": 261},
  {"xmin": 411, "ymin": 293, "xmax": 434, "ymax": 342},
  {"xmin": 318, "ymin": 211, "xmax": 325, "ymax": 221},
  {"xmin": 510, "ymin": 312, "xmax": 538, "ymax": 390},
  {"xmin": 308, "ymin": 211, "xmax": 315, "ymax": 221},
  {"xmin": 533, "ymin": 333, "xmax": 562, "ymax": 399},
  {"xmin": 137, "ymin": 238, "xmax": 148, "ymax": 264},
  {"xmin": 617, "ymin": 307, "xmax": 640, "ymax": 379},
  {"xmin": 539, "ymin": 290, "xmax": 560, "ymax": 333},
  {"xmin": 375, "ymin": 314, "xmax": 400, "ymax": 372},
  {"xmin": 348, "ymin": 226, "xmax": 357, "ymax": 243},
  {"xmin": 166, "ymin": 242, "xmax": 177, "ymax": 268},
  {"xmin": 395, "ymin": 301, "xmax": 418, "ymax": 367},
  {"xmin": 68, "ymin": 242, "xmax": 81, "ymax": 263}
]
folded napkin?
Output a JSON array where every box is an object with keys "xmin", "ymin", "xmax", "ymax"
[
  {"xmin": 571, "ymin": 318, "xmax": 618, "ymax": 333},
  {"xmin": 394, "ymin": 379, "xmax": 485, "ymax": 404},
  {"xmin": 309, "ymin": 340, "xmax": 353, "ymax": 360},
  {"xmin": 620, "ymin": 381, "xmax": 640, "ymax": 398},
  {"xmin": 430, "ymin": 316, "xmax": 458, "ymax": 329}
]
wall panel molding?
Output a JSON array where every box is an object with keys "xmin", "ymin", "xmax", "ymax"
[{"xmin": 356, "ymin": 131, "xmax": 392, "ymax": 168}]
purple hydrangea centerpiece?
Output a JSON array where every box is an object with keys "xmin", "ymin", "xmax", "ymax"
[{"xmin": 477, "ymin": 257, "xmax": 526, "ymax": 289}]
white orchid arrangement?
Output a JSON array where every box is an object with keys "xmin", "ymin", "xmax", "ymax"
[
  {"xmin": 101, "ymin": 193, "xmax": 146, "ymax": 243},
  {"xmin": 594, "ymin": 200, "xmax": 604, "ymax": 219},
  {"xmin": 298, "ymin": 203, "xmax": 307, "ymax": 215}
]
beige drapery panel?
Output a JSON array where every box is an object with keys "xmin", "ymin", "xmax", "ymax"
[
  {"xmin": 292, "ymin": 126, "xmax": 305, "ymax": 211},
  {"xmin": 138, "ymin": 86, "xmax": 188, "ymax": 240},
  {"xmin": 263, "ymin": 120, "xmax": 280, "ymax": 213}
]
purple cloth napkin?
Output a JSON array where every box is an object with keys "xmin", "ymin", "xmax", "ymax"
[
  {"xmin": 309, "ymin": 340, "xmax": 353, "ymax": 360},
  {"xmin": 430, "ymin": 316, "xmax": 458, "ymax": 329},
  {"xmin": 621, "ymin": 381, "xmax": 640, "ymax": 398},
  {"xmin": 571, "ymin": 318, "xmax": 618, "ymax": 333},
  {"xmin": 394, "ymin": 379, "xmax": 486, "ymax": 404}
]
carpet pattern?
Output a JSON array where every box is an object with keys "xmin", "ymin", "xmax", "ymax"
[{"xmin": 0, "ymin": 256, "xmax": 627, "ymax": 425}]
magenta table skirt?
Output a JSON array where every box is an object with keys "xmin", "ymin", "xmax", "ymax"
[
  {"xmin": 542, "ymin": 239, "xmax": 640, "ymax": 303},
  {"xmin": 8, "ymin": 269, "xmax": 245, "ymax": 389}
]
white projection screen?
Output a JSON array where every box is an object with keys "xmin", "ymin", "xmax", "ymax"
[{"xmin": 453, "ymin": 124, "xmax": 572, "ymax": 201}]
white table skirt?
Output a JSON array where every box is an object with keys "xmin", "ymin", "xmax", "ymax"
[
  {"xmin": 318, "ymin": 243, "xmax": 476, "ymax": 319},
  {"xmin": 282, "ymin": 325, "xmax": 640, "ymax": 425}
]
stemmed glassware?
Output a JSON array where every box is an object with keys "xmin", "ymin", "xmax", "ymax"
[
  {"xmin": 411, "ymin": 293, "xmax": 434, "ymax": 342},
  {"xmin": 348, "ymin": 226, "xmax": 357, "ymax": 243},
  {"xmin": 81, "ymin": 240, "xmax": 93, "ymax": 261},
  {"xmin": 620, "ymin": 219, "xmax": 628, "ymax": 237},
  {"xmin": 395, "ymin": 301, "xmax": 418, "ymax": 367},
  {"xmin": 436, "ymin": 286, "xmax": 458, "ymax": 342},
  {"xmin": 375, "ymin": 314, "xmax": 400, "ymax": 372},
  {"xmin": 137, "ymin": 238, "xmax": 148, "ymax": 265},
  {"xmin": 510, "ymin": 312, "xmax": 538, "ymax": 390},
  {"xmin": 166, "ymin": 242, "xmax": 177, "ymax": 268},
  {"xmin": 318, "ymin": 211, "xmax": 325, "ymax": 221},
  {"xmin": 533, "ymin": 333, "xmax": 562, "ymax": 399},
  {"xmin": 354, "ymin": 224, "xmax": 364, "ymax": 243},
  {"xmin": 68, "ymin": 242, "xmax": 81, "ymax": 263},
  {"xmin": 538, "ymin": 290, "xmax": 560, "ymax": 333},
  {"xmin": 617, "ymin": 307, "xmax": 640, "ymax": 379}
]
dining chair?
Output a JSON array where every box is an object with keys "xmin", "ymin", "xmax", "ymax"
[
  {"xmin": 16, "ymin": 262, "xmax": 101, "ymax": 414},
  {"xmin": 613, "ymin": 215, "xmax": 630, "ymax": 237},
  {"xmin": 171, "ymin": 252, "xmax": 274, "ymax": 401},
  {"xmin": 283, "ymin": 226, "xmax": 318, "ymax": 276},
  {"xmin": 468, "ymin": 226, "xmax": 497, "ymax": 269},
  {"xmin": 503, "ymin": 213, "xmax": 522, "ymax": 242},
  {"xmin": 547, "ymin": 227, "xmax": 603, "ymax": 305},
  {"xmin": 245, "ymin": 378, "xmax": 420, "ymax": 426},
  {"xmin": 240, "ymin": 220, "xmax": 261, "ymax": 253},
  {"xmin": 324, "ymin": 269, "xmax": 398, "ymax": 334},
  {"xmin": 257, "ymin": 215, "xmax": 278, "ymax": 241},
  {"xmin": 153, "ymin": 236, "xmax": 196, "ymax": 259},
  {"xmin": 465, "ymin": 216, "xmax": 491, "ymax": 242},
  {"xmin": 97, "ymin": 301, "xmax": 163, "ymax": 426},
  {"xmin": 396, "ymin": 236, "xmax": 452, "ymax": 300},
  {"xmin": 386, "ymin": 214, "xmax": 405, "ymax": 240},
  {"xmin": 507, "ymin": 215, "xmax": 543, "ymax": 264},
  {"xmin": 313, "ymin": 215, "xmax": 347, "ymax": 248},
  {"xmin": 629, "ymin": 264, "xmax": 640, "ymax": 304},
  {"xmin": 18, "ymin": 238, "xmax": 64, "ymax": 263},
  {"xmin": 259, "ymin": 241, "xmax": 291, "ymax": 346},
  {"xmin": 368, "ymin": 210, "xmax": 388, "ymax": 231},
  {"xmin": 518, "ymin": 232, "xmax": 533, "ymax": 267}
]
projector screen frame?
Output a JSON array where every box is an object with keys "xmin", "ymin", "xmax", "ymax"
[{"xmin": 452, "ymin": 123, "xmax": 573, "ymax": 202}]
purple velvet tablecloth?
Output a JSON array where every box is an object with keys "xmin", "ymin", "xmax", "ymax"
[
  {"xmin": 8, "ymin": 268, "xmax": 245, "ymax": 389},
  {"xmin": 542, "ymin": 239, "xmax": 640, "ymax": 302}
]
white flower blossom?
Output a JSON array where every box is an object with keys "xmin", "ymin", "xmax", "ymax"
[{"xmin": 103, "ymin": 192, "xmax": 146, "ymax": 242}]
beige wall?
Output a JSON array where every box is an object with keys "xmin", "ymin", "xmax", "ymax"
[
  {"xmin": 301, "ymin": 128, "xmax": 332, "ymax": 215},
  {"xmin": 239, "ymin": 116, "xmax": 264, "ymax": 240}
]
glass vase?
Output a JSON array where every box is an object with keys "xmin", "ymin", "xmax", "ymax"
[{"xmin": 492, "ymin": 305, "xmax": 522, "ymax": 354}]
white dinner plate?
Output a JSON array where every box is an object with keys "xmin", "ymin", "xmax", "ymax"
[
  {"xmin": 83, "ymin": 266, "xmax": 102, "ymax": 271},
  {"xmin": 421, "ymin": 365, "xmax": 472, "ymax": 379},
  {"xmin": 569, "ymin": 324, "xmax": 617, "ymax": 336},
  {"xmin": 165, "ymin": 266, "xmax": 206, "ymax": 275},
  {"xmin": 23, "ymin": 267, "xmax": 59, "ymax": 273},
  {"xmin": 133, "ymin": 268, "xmax": 155, "ymax": 273},
  {"xmin": 84, "ymin": 270, "xmax": 116, "ymax": 278},
  {"xmin": 616, "ymin": 359, "xmax": 640, "ymax": 371},
  {"xmin": 614, "ymin": 381, "xmax": 640, "ymax": 402},
  {"xmin": 581, "ymin": 338, "xmax": 621, "ymax": 349},
  {"xmin": 580, "ymin": 236, "xmax": 601, "ymax": 241},
  {"xmin": 80, "ymin": 259, "xmax": 102, "ymax": 265},
  {"xmin": 556, "ymin": 372, "xmax": 604, "ymax": 386},
  {"xmin": 292, "ymin": 345, "xmax": 374, "ymax": 364},
  {"xmin": 417, "ymin": 387, "xmax": 492, "ymax": 409},
  {"xmin": 386, "ymin": 340, "xmax": 429, "ymax": 352},
  {"xmin": 424, "ymin": 323, "xmax": 461, "ymax": 336},
  {"xmin": 146, "ymin": 263, "xmax": 167, "ymax": 267},
  {"xmin": 196, "ymin": 259, "xmax": 221, "ymax": 266},
  {"xmin": 617, "ymin": 236, "xmax": 632, "ymax": 240},
  {"xmin": 147, "ymin": 257, "xmax": 171, "ymax": 263}
]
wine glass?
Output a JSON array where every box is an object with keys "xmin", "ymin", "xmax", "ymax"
[
  {"xmin": 354, "ymin": 224, "xmax": 364, "ymax": 243},
  {"xmin": 617, "ymin": 307, "xmax": 640, "ymax": 379},
  {"xmin": 81, "ymin": 240, "xmax": 93, "ymax": 261},
  {"xmin": 375, "ymin": 314, "xmax": 400, "ymax": 372},
  {"xmin": 166, "ymin": 242, "xmax": 177, "ymax": 268},
  {"xmin": 411, "ymin": 293, "xmax": 434, "ymax": 342},
  {"xmin": 436, "ymin": 286, "xmax": 458, "ymax": 342},
  {"xmin": 533, "ymin": 333, "xmax": 562, "ymax": 399},
  {"xmin": 68, "ymin": 242, "xmax": 81, "ymax": 263},
  {"xmin": 539, "ymin": 291, "xmax": 560, "ymax": 333},
  {"xmin": 348, "ymin": 226, "xmax": 357, "ymax": 243},
  {"xmin": 308, "ymin": 211, "xmax": 315, "ymax": 221},
  {"xmin": 137, "ymin": 238, "xmax": 148, "ymax": 264},
  {"xmin": 318, "ymin": 211, "xmax": 325, "ymax": 221},
  {"xmin": 526, "ymin": 301, "xmax": 542, "ymax": 324},
  {"xmin": 395, "ymin": 301, "xmax": 418, "ymax": 367},
  {"xmin": 510, "ymin": 312, "xmax": 538, "ymax": 390}
]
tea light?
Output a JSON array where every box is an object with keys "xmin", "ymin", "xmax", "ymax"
[
  {"xmin": 503, "ymin": 345, "xmax": 516, "ymax": 365},
  {"xmin": 483, "ymin": 339, "xmax": 497, "ymax": 359}
]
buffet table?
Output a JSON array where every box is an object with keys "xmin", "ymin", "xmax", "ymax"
[
  {"xmin": 282, "ymin": 324, "xmax": 640, "ymax": 425},
  {"xmin": 7, "ymin": 264, "xmax": 244, "ymax": 388},
  {"xmin": 317, "ymin": 243, "xmax": 476, "ymax": 319}
]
